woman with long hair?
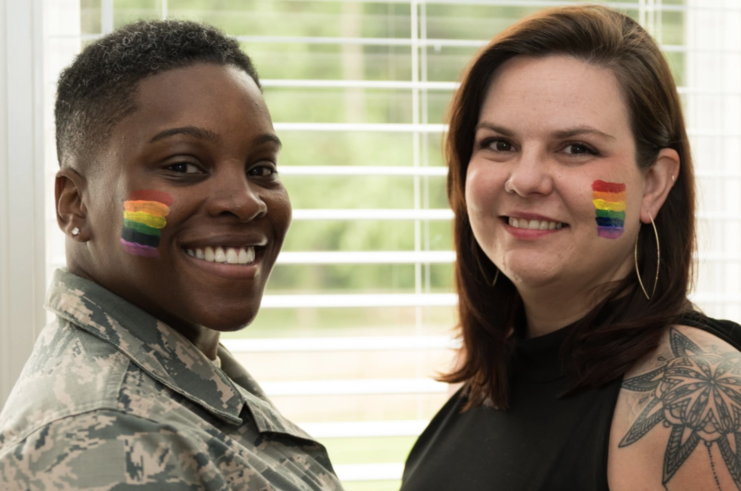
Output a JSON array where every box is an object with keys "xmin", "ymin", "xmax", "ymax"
[{"xmin": 401, "ymin": 5, "xmax": 741, "ymax": 491}]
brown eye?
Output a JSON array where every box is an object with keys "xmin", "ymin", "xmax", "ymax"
[
  {"xmin": 489, "ymin": 139, "xmax": 513, "ymax": 152},
  {"xmin": 167, "ymin": 162, "xmax": 202, "ymax": 174},
  {"xmin": 248, "ymin": 162, "xmax": 277, "ymax": 178},
  {"xmin": 563, "ymin": 143, "xmax": 597, "ymax": 156}
]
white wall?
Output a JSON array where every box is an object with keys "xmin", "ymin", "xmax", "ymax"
[
  {"xmin": 0, "ymin": 0, "xmax": 46, "ymax": 408},
  {"xmin": 686, "ymin": 0, "xmax": 741, "ymax": 321}
]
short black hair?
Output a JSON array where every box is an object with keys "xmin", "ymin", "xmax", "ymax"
[{"xmin": 55, "ymin": 19, "xmax": 260, "ymax": 170}]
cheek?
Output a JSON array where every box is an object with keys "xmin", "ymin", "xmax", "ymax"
[
  {"xmin": 465, "ymin": 160, "xmax": 504, "ymax": 215},
  {"xmin": 267, "ymin": 188, "xmax": 292, "ymax": 237},
  {"xmin": 120, "ymin": 189, "xmax": 174, "ymax": 258},
  {"xmin": 590, "ymin": 180, "xmax": 626, "ymax": 240}
]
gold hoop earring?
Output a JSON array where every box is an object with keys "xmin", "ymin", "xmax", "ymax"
[
  {"xmin": 475, "ymin": 253, "xmax": 500, "ymax": 287},
  {"xmin": 634, "ymin": 212, "xmax": 660, "ymax": 300}
]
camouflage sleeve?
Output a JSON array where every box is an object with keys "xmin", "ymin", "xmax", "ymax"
[{"xmin": 0, "ymin": 409, "xmax": 230, "ymax": 490}]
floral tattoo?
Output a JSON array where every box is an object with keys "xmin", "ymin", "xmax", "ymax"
[{"xmin": 620, "ymin": 328, "xmax": 741, "ymax": 489}]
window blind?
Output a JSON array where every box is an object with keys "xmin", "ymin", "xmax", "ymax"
[{"xmin": 42, "ymin": 1, "xmax": 741, "ymax": 488}]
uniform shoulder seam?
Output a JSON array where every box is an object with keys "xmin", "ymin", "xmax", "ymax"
[
  {"xmin": 0, "ymin": 357, "xmax": 135, "ymax": 451},
  {"xmin": 1, "ymin": 406, "xmax": 186, "ymax": 453}
]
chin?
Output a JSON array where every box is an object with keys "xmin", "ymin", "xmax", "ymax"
[
  {"xmin": 190, "ymin": 301, "xmax": 262, "ymax": 333},
  {"xmin": 499, "ymin": 252, "xmax": 565, "ymax": 285},
  {"xmin": 505, "ymin": 266, "xmax": 562, "ymax": 290},
  {"xmin": 200, "ymin": 315, "xmax": 255, "ymax": 333},
  {"xmin": 218, "ymin": 306, "xmax": 260, "ymax": 331}
]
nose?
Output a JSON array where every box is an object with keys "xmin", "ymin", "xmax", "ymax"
[
  {"xmin": 506, "ymin": 147, "xmax": 554, "ymax": 197},
  {"xmin": 205, "ymin": 165, "xmax": 268, "ymax": 222}
]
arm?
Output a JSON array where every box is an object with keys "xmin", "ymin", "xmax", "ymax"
[
  {"xmin": 608, "ymin": 325, "xmax": 741, "ymax": 491},
  {"xmin": 0, "ymin": 409, "xmax": 224, "ymax": 490}
]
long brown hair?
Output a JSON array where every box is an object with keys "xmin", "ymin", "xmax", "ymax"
[{"xmin": 441, "ymin": 5, "xmax": 696, "ymax": 409}]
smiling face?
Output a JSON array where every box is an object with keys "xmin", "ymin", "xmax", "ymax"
[
  {"xmin": 466, "ymin": 55, "xmax": 645, "ymax": 295},
  {"xmin": 77, "ymin": 63, "xmax": 290, "ymax": 338}
]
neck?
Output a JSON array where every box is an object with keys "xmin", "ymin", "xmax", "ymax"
[
  {"xmin": 519, "ymin": 284, "xmax": 601, "ymax": 338},
  {"xmin": 522, "ymin": 296, "xmax": 590, "ymax": 338},
  {"xmin": 143, "ymin": 308, "xmax": 221, "ymax": 359},
  {"xmin": 515, "ymin": 257, "xmax": 634, "ymax": 338},
  {"xmin": 177, "ymin": 324, "xmax": 222, "ymax": 360}
]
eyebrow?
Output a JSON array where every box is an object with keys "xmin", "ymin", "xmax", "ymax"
[
  {"xmin": 475, "ymin": 122, "xmax": 615, "ymax": 141},
  {"xmin": 148, "ymin": 126, "xmax": 282, "ymax": 148},
  {"xmin": 149, "ymin": 126, "xmax": 219, "ymax": 143},
  {"xmin": 253, "ymin": 133, "xmax": 283, "ymax": 149},
  {"xmin": 552, "ymin": 126, "xmax": 615, "ymax": 141}
]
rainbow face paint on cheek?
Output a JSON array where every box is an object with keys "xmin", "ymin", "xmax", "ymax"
[
  {"xmin": 592, "ymin": 180, "xmax": 626, "ymax": 239},
  {"xmin": 120, "ymin": 190, "xmax": 173, "ymax": 258}
]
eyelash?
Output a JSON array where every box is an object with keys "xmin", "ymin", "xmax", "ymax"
[
  {"xmin": 166, "ymin": 162, "xmax": 203, "ymax": 174},
  {"xmin": 164, "ymin": 161, "xmax": 279, "ymax": 178},
  {"xmin": 563, "ymin": 142, "xmax": 600, "ymax": 156},
  {"xmin": 248, "ymin": 163, "xmax": 278, "ymax": 178},
  {"xmin": 479, "ymin": 137, "xmax": 600, "ymax": 157},
  {"xmin": 480, "ymin": 137, "xmax": 515, "ymax": 152}
]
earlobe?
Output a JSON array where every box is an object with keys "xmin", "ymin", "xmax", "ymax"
[
  {"xmin": 641, "ymin": 148, "xmax": 680, "ymax": 224},
  {"xmin": 55, "ymin": 168, "xmax": 90, "ymax": 241}
]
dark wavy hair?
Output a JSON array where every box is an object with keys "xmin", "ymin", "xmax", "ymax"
[
  {"xmin": 55, "ymin": 19, "xmax": 259, "ymax": 170},
  {"xmin": 440, "ymin": 5, "xmax": 696, "ymax": 409}
]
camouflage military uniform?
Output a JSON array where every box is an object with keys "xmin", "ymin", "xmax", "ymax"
[{"xmin": 0, "ymin": 269, "xmax": 343, "ymax": 491}]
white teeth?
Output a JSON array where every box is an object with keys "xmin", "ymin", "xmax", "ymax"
[
  {"xmin": 190, "ymin": 246, "xmax": 257, "ymax": 265},
  {"xmin": 238, "ymin": 248, "xmax": 249, "ymax": 264},
  {"xmin": 204, "ymin": 246, "xmax": 215, "ymax": 262},
  {"xmin": 238, "ymin": 247, "xmax": 255, "ymax": 264},
  {"xmin": 507, "ymin": 217, "xmax": 565, "ymax": 230},
  {"xmin": 226, "ymin": 248, "xmax": 239, "ymax": 264}
]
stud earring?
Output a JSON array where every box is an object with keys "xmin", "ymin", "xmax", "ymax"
[
  {"xmin": 671, "ymin": 175, "xmax": 675, "ymax": 182},
  {"xmin": 72, "ymin": 227, "xmax": 80, "ymax": 237}
]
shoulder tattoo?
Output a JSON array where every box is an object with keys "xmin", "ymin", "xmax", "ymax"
[{"xmin": 620, "ymin": 328, "xmax": 741, "ymax": 489}]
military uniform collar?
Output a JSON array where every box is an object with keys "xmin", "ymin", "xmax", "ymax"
[
  {"xmin": 217, "ymin": 346, "xmax": 314, "ymax": 438},
  {"xmin": 45, "ymin": 269, "xmax": 295, "ymax": 432}
]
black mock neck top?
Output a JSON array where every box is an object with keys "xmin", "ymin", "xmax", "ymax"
[{"xmin": 400, "ymin": 311, "xmax": 741, "ymax": 491}]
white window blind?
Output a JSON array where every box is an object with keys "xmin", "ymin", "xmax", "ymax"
[{"xmin": 39, "ymin": 1, "xmax": 741, "ymax": 489}]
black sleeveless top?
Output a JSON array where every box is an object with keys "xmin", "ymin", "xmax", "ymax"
[{"xmin": 400, "ymin": 311, "xmax": 741, "ymax": 491}]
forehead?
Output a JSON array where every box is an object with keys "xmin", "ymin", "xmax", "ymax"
[
  {"xmin": 123, "ymin": 62, "xmax": 271, "ymax": 139},
  {"xmin": 480, "ymin": 55, "xmax": 629, "ymax": 134}
]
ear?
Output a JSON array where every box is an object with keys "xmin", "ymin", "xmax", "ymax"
[
  {"xmin": 640, "ymin": 148, "xmax": 680, "ymax": 224},
  {"xmin": 55, "ymin": 168, "xmax": 90, "ymax": 241}
]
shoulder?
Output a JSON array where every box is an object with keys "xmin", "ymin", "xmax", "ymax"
[
  {"xmin": 608, "ymin": 322, "xmax": 741, "ymax": 491},
  {"xmin": 0, "ymin": 409, "xmax": 210, "ymax": 490},
  {"xmin": 0, "ymin": 319, "xmax": 131, "ymax": 448}
]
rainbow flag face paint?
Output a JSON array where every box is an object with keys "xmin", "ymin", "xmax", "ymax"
[
  {"xmin": 121, "ymin": 190, "xmax": 173, "ymax": 258},
  {"xmin": 592, "ymin": 180, "xmax": 626, "ymax": 239}
]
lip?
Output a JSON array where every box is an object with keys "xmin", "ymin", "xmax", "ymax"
[
  {"xmin": 180, "ymin": 246, "xmax": 263, "ymax": 280},
  {"xmin": 501, "ymin": 212, "xmax": 568, "ymax": 240}
]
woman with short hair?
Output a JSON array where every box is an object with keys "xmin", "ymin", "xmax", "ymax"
[
  {"xmin": 402, "ymin": 5, "xmax": 741, "ymax": 490},
  {"xmin": 0, "ymin": 20, "xmax": 342, "ymax": 491}
]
